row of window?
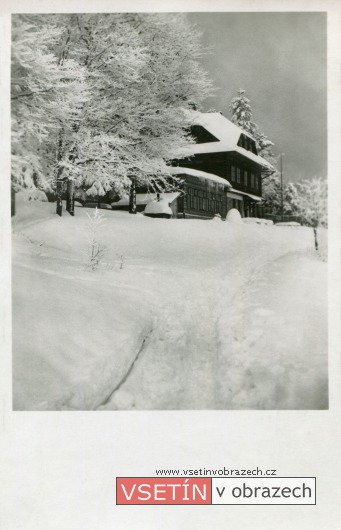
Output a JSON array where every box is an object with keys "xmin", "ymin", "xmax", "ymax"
[
  {"xmin": 189, "ymin": 176, "xmax": 226, "ymax": 193},
  {"xmin": 199, "ymin": 179, "xmax": 225, "ymax": 192},
  {"xmin": 187, "ymin": 194, "xmax": 224, "ymax": 213},
  {"xmin": 230, "ymin": 165, "xmax": 261, "ymax": 190},
  {"xmin": 187, "ymin": 187, "xmax": 221, "ymax": 201}
]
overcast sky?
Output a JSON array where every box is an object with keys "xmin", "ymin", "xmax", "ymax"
[{"xmin": 188, "ymin": 12, "xmax": 327, "ymax": 183}]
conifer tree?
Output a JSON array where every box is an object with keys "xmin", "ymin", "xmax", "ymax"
[
  {"xmin": 229, "ymin": 89, "xmax": 255, "ymax": 135},
  {"xmin": 229, "ymin": 89, "xmax": 275, "ymax": 164}
]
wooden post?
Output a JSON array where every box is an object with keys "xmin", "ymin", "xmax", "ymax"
[
  {"xmin": 280, "ymin": 153, "xmax": 284, "ymax": 222},
  {"xmin": 56, "ymin": 179, "xmax": 64, "ymax": 216},
  {"xmin": 313, "ymin": 227, "xmax": 318, "ymax": 251},
  {"xmin": 11, "ymin": 187, "xmax": 15, "ymax": 217},
  {"xmin": 129, "ymin": 177, "xmax": 137, "ymax": 214},
  {"xmin": 66, "ymin": 179, "xmax": 75, "ymax": 216}
]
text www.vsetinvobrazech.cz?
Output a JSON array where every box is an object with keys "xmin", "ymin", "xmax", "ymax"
[{"xmin": 155, "ymin": 467, "xmax": 277, "ymax": 476}]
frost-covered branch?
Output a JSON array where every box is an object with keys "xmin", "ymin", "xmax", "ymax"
[{"xmin": 11, "ymin": 13, "xmax": 213, "ymax": 199}]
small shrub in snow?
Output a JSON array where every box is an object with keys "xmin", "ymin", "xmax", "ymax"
[
  {"xmin": 243, "ymin": 217, "xmax": 273, "ymax": 225},
  {"xmin": 84, "ymin": 208, "xmax": 106, "ymax": 272},
  {"xmin": 212, "ymin": 213, "xmax": 222, "ymax": 221}
]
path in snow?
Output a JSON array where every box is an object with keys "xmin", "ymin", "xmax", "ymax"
[
  {"xmin": 100, "ymin": 250, "xmax": 328, "ymax": 410},
  {"xmin": 217, "ymin": 251, "xmax": 328, "ymax": 409},
  {"xmin": 99, "ymin": 271, "xmax": 226, "ymax": 410}
]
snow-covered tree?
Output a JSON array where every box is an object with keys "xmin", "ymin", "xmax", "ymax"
[
  {"xmin": 261, "ymin": 173, "xmax": 281, "ymax": 215},
  {"xmin": 295, "ymin": 178, "xmax": 327, "ymax": 228},
  {"xmin": 11, "ymin": 14, "xmax": 213, "ymax": 215},
  {"xmin": 11, "ymin": 16, "xmax": 86, "ymax": 193},
  {"xmin": 262, "ymin": 174, "xmax": 303, "ymax": 219},
  {"xmin": 229, "ymin": 89, "xmax": 275, "ymax": 165},
  {"xmin": 253, "ymin": 126, "xmax": 276, "ymax": 167},
  {"xmin": 290, "ymin": 177, "xmax": 327, "ymax": 251},
  {"xmin": 283, "ymin": 181, "xmax": 301, "ymax": 215},
  {"xmin": 229, "ymin": 89, "xmax": 255, "ymax": 136}
]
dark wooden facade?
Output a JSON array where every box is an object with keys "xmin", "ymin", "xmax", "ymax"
[
  {"xmin": 176, "ymin": 152, "xmax": 262, "ymax": 198},
  {"xmin": 176, "ymin": 174, "xmax": 229, "ymax": 219},
  {"xmin": 129, "ymin": 174, "xmax": 229, "ymax": 219}
]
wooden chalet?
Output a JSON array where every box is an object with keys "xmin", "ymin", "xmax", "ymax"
[
  {"xmin": 169, "ymin": 111, "xmax": 273, "ymax": 219},
  {"xmin": 112, "ymin": 111, "xmax": 273, "ymax": 220}
]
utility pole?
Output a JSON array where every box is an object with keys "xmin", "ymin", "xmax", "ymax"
[{"xmin": 280, "ymin": 153, "xmax": 284, "ymax": 222}]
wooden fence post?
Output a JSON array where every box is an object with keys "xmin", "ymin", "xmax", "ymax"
[
  {"xmin": 56, "ymin": 179, "xmax": 64, "ymax": 216},
  {"xmin": 66, "ymin": 179, "xmax": 75, "ymax": 216},
  {"xmin": 129, "ymin": 177, "xmax": 137, "ymax": 214}
]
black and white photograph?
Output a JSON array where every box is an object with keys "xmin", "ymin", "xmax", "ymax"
[
  {"xmin": 2, "ymin": 1, "xmax": 341, "ymax": 529},
  {"xmin": 11, "ymin": 11, "xmax": 328, "ymax": 411}
]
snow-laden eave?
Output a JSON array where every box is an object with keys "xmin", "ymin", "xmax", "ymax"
[
  {"xmin": 229, "ymin": 188, "xmax": 263, "ymax": 202},
  {"xmin": 233, "ymin": 147, "xmax": 273, "ymax": 170},
  {"xmin": 177, "ymin": 142, "xmax": 273, "ymax": 170},
  {"xmin": 178, "ymin": 110, "xmax": 274, "ymax": 171},
  {"xmin": 168, "ymin": 166, "xmax": 232, "ymax": 188}
]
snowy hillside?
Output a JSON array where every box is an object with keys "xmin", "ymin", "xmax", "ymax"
[{"xmin": 12, "ymin": 201, "xmax": 328, "ymax": 410}]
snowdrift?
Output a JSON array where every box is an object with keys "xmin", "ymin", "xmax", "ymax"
[{"xmin": 12, "ymin": 201, "xmax": 327, "ymax": 410}]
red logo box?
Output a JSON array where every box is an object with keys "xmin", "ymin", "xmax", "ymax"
[{"xmin": 116, "ymin": 477, "xmax": 212, "ymax": 505}]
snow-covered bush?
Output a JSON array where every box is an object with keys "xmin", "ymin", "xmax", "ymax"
[{"xmin": 226, "ymin": 208, "xmax": 242, "ymax": 223}]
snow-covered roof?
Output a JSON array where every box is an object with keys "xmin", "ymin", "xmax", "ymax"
[
  {"xmin": 112, "ymin": 192, "xmax": 180, "ymax": 207},
  {"xmin": 179, "ymin": 111, "xmax": 273, "ymax": 170},
  {"xmin": 168, "ymin": 166, "xmax": 231, "ymax": 188},
  {"xmin": 144, "ymin": 198, "xmax": 173, "ymax": 216}
]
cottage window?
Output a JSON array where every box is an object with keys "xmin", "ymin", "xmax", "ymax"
[
  {"xmin": 231, "ymin": 165, "xmax": 236, "ymax": 181},
  {"xmin": 251, "ymin": 140, "xmax": 257, "ymax": 154},
  {"xmin": 244, "ymin": 170, "xmax": 248, "ymax": 187},
  {"xmin": 236, "ymin": 168, "xmax": 241, "ymax": 184},
  {"xmin": 251, "ymin": 173, "xmax": 255, "ymax": 188}
]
